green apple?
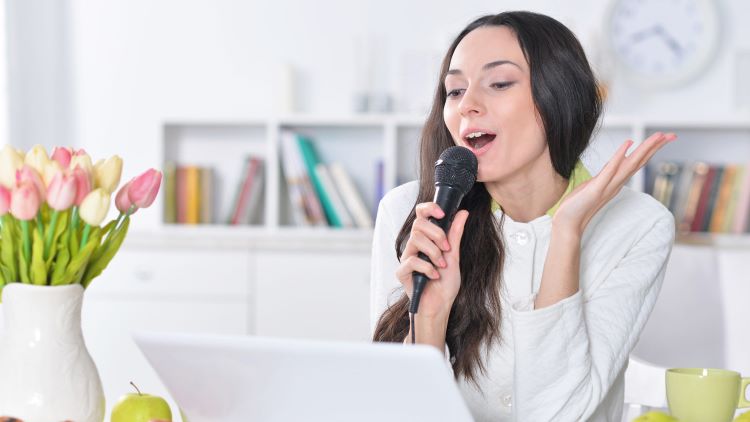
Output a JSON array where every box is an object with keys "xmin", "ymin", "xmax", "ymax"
[
  {"xmin": 632, "ymin": 411, "xmax": 679, "ymax": 422},
  {"xmin": 735, "ymin": 410, "xmax": 750, "ymax": 422},
  {"xmin": 111, "ymin": 382, "xmax": 172, "ymax": 422}
]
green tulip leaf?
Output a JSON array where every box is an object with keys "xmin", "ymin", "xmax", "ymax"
[
  {"xmin": 1, "ymin": 217, "xmax": 17, "ymax": 282},
  {"xmin": 31, "ymin": 229, "xmax": 47, "ymax": 285},
  {"xmin": 63, "ymin": 230, "xmax": 102, "ymax": 285},
  {"xmin": 82, "ymin": 217, "xmax": 130, "ymax": 288},
  {"xmin": 51, "ymin": 231, "xmax": 71, "ymax": 286},
  {"xmin": 18, "ymin": 247, "xmax": 30, "ymax": 284}
]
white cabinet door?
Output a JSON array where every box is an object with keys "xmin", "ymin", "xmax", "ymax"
[{"xmin": 255, "ymin": 251, "xmax": 371, "ymax": 341}]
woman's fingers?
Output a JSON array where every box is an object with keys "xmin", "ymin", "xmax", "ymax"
[
  {"xmin": 408, "ymin": 231, "xmax": 446, "ymax": 268},
  {"xmin": 412, "ymin": 217, "xmax": 450, "ymax": 251},
  {"xmin": 446, "ymin": 210, "xmax": 469, "ymax": 264}
]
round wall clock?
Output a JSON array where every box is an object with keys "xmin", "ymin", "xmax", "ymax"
[{"xmin": 605, "ymin": 0, "xmax": 722, "ymax": 88}]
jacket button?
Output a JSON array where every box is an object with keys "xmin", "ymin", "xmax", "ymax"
[
  {"xmin": 512, "ymin": 230, "xmax": 529, "ymax": 245},
  {"xmin": 502, "ymin": 393, "xmax": 512, "ymax": 407}
]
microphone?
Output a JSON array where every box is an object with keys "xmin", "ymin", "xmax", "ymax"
[{"xmin": 410, "ymin": 146, "xmax": 477, "ymax": 315}]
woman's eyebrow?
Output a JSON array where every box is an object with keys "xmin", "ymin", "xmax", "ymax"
[{"xmin": 446, "ymin": 60, "xmax": 522, "ymax": 76}]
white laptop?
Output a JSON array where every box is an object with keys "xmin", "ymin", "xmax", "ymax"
[{"xmin": 133, "ymin": 331, "xmax": 474, "ymax": 422}]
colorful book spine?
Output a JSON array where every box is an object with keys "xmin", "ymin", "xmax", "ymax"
[
  {"xmin": 315, "ymin": 163, "xmax": 354, "ymax": 228},
  {"xmin": 230, "ymin": 157, "xmax": 261, "ymax": 225},
  {"xmin": 163, "ymin": 162, "xmax": 177, "ymax": 224},
  {"xmin": 328, "ymin": 163, "xmax": 374, "ymax": 229},
  {"xmin": 184, "ymin": 165, "xmax": 201, "ymax": 225},
  {"xmin": 732, "ymin": 163, "xmax": 750, "ymax": 234},
  {"xmin": 200, "ymin": 167, "xmax": 214, "ymax": 224},
  {"xmin": 296, "ymin": 135, "xmax": 342, "ymax": 227}
]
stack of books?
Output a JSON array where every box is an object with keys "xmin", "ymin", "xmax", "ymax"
[
  {"xmin": 647, "ymin": 161, "xmax": 750, "ymax": 234},
  {"xmin": 280, "ymin": 130, "xmax": 374, "ymax": 228},
  {"xmin": 164, "ymin": 157, "xmax": 265, "ymax": 226},
  {"xmin": 163, "ymin": 163, "xmax": 215, "ymax": 225}
]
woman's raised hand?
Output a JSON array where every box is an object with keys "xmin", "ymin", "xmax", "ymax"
[
  {"xmin": 395, "ymin": 202, "xmax": 469, "ymax": 319},
  {"xmin": 554, "ymin": 132, "xmax": 677, "ymax": 236}
]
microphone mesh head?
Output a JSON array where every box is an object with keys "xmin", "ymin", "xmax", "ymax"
[{"xmin": 434, "ymin": 146, "xmax": 478, "ymax": 194}]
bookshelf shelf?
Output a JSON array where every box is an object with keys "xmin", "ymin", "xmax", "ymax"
[{"xmin": 160, "ymin": 114, "xmax": 750, "ymax": 244}]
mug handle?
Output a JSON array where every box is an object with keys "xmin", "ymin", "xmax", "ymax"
[{"xmin": 740, "ymin": 377, "xmax": 750, "ymax": 408}]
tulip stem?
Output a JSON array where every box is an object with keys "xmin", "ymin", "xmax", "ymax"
[
  {"xmin": 71, "ymin": 207, "xmax": 79, "ymax": 231},
  {"xmin": 44, "ymin": 210, "xmax": 59, "ymax": 260},
  {"xmin": 36, "ymin": 214, "xmax": 44, "ymax": 238},
  {"xmin": 80, "ymin": 224, "xmax": 91, "ymax": 250},
  {"xmin": 21, "ymin": 220, "xmax": 31, "ymax": 263}
]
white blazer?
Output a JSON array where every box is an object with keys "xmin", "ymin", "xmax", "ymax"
[{"xmin": 370, "ymin": 181, "xmax": 675, "ymax": 422}]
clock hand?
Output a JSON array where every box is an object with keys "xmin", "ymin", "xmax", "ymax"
[
  {"xmin": 654, "ymin": 25, "xmax": 684, "ymax": 57},
  {"xmin": 630, "ymin": 25, "xmax": 660, "ymax": 43}
]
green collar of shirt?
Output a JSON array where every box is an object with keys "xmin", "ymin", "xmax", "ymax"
[{"xmin": 490, "ymin": 161, "xmax": 592, "ymax": 217}]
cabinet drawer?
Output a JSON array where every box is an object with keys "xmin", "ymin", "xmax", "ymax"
[{"xmin": 86, "ymin": 247, "xmax": 251, "ymax": 300}]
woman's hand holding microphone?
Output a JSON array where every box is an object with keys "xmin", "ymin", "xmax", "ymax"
[{"xmin": 395, "ymin": 201, "xmax": 469, "ymax": 350}]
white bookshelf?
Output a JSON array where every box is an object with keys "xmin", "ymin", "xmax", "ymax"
[{"xmin": 159, "ymin": 114, "xmax": 750, "ymax": 244}]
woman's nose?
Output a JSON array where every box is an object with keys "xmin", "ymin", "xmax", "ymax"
[{"xmin": 458, "ymin": 86, "xmax": 485, "ymax": 117}]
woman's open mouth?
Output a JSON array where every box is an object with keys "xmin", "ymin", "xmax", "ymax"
[{"xmin": 463, "ymin": 131, "xmax": 497, "ymax": 156}]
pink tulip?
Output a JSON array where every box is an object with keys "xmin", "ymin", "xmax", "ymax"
[
  {"xmin": 46, "ymin": 172, "xmax": 77, "ymax": 211},
  {"xmin": 127, "ymin": 169, "xmax": 162, "ymax": 209},
  {"xmin": 50, "ymin": 147, "xmax": 72, "ymax": 168},
  {"xmin": 115, "ymin": 179, "xmax": 135, "ymax": 214},
  {"xmin": 0, "ymin": 185, "xmax": 10, "ymax": 215},
  {"xmin": 73, "ymin": 148, "xmax": 88, "ymax": 156},
  {"xmin": 71, "ymin": 166, "xmax": 92, "ymax": 206},
  {"xmin": 16, "ymin": 165, "xmax": 46, "ymax": 199},
  {"xmin": 10, "ymin": 182, "xmax": 41, "ymax": 220}
]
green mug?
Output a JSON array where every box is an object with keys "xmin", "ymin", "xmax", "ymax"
[{"xmin": 666, "ymin": 368, "xmax": 750, "ymax": 422}]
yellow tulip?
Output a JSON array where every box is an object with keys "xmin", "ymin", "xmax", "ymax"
[
  {"xmin": 70, "ymin": 153, "xmax": 94, "ymax": 175},
  {"xmin": 79, "ymin": 188, "xmax": 111, "ymax": 226},
  {"xmin": 24, "ymin": 144, "xmax": 51, "ymax": 176},
  {"xmin": 43, "ymin": 160, "xmax": 64, "ymax": 187},
  {"xmin": 0, "ymin": 145, "xmax": 24, "ymax": 188},
  {"xmin": 93, "ymin": 155, "xmax": 123, "ymax": 193}
]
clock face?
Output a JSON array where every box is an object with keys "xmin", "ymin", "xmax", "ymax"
[{"xmin": 606, "ymin": 0, "xmax": 721, "ymax": 88}]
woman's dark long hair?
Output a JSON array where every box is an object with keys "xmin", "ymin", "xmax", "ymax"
[{"xmin": 372, "ymin": 11, "xmax": 602, "ymax": 385}]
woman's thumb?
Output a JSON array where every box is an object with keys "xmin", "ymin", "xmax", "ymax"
[{"xmin": 447, "ymin": 210, "xmax": 469, "ymax": 261}]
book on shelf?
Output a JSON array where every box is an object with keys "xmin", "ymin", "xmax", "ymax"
[
  {"xmin": 164, "ymin": 162, "xmax": 177, "ymax": 224},
  {"xmin": 279, "ymin": 130, "xmax": 374, "ymax": 229},
  {"xmin": 227, "ymin": 156, "xmax": 265, "ymax": 225},
  {"xmin": 314, "ymin": 163, "xmax": 355, "ymax": 228},
  {"xmin": 164, "ymin": 162, "xmax": 215, "ymax": 225},
  {"xmin": 328, "ymin": 162, "xmax": 374, "ymax": 229},
  {"xmin": 296, "ymin": 135, "xmax": 343, "ymax": 227},
  {"xmin": 649, "ymin": 161, "xmax": 750, "ymax": 234},
  {"xmin": 279, "ymin": 130, "xmax": 326, "ymax": 227}
]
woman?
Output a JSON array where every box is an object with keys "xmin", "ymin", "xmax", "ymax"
[{"xmin": 370, "ymin": 11, "xmax": 676, "ymax": 421}]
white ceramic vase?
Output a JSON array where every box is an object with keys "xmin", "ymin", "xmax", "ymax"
[{"xmin": 0, "ymin": 283, "xmax": 105, "ymax": 422}]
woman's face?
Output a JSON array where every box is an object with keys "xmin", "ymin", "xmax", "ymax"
[{"xmin": 443, "ymin": 26, "xmax": 548, "ymax": 183}]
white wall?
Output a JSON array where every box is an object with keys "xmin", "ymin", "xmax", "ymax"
[{"xmin": 53, "ymin": 0, "xmax": 750, "ymax": 227}]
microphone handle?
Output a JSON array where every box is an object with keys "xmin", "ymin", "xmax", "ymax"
[{"xmin": 410, "ymin": 185, "xmax": 464, "ymax": 314}]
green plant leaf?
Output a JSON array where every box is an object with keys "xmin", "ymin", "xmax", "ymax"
[
  {"xmin": 69, "ymin": 228, "xmax": 80, "ymax": 258},
  {"xmin": 31, "ymin": 229, "xmax": 47, "ymax": 285},
  {"xmin": 18, "ymin": 247, "xmax": 30, "ymax": 284},
  {"xmin": 45, "ymin": 209, "xmax": 69, "ymax": 271},
  {"xmin": 82, "ymin": 217, "xmax": 130, "ymax": 288},
  {"xmin": 1, "ymin": 217, "xmax": 18, "ymax": 282},
  {"xmin": 51, "ymin": 231, "xmax": 71, "ymax": 286},
  {"xmin": 62, "ymin": 230, "xmax": 102, "ymax": 285}
]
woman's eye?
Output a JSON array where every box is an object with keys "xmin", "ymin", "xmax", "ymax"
[
  {"xmin": 491, "ymin": 82, "xmax": 514, "ymax": 90},
  {"xmin": 446, "ymin": 88, "xmax": 464, "ymax": 97}
]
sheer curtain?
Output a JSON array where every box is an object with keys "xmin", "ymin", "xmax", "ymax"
[{"xmin": 0, "ymin": 0, "xmax": 8, "ymax": 147}]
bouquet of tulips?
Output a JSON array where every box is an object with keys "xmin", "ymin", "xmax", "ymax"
[{"xmin": 0, "ymin": 144, "xmax": 161, "ymax": 294}]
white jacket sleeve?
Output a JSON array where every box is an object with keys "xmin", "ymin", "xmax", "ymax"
[
  {"xmin": 369, "ymin": 199, "xmax": 404, "ymax": 337},
  {"xmin": 510, "ymin": 213, "xmax": 675, "ymax": 421}
]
